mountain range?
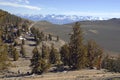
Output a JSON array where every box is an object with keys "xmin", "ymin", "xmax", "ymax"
[{"xmin": 17, "ymin": 14, "xmax": 109, "ymax": 24}]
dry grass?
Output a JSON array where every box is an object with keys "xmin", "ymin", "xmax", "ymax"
[{"xmin": 18, "ymin": 69, "xmax": 120, "ymax": 80}]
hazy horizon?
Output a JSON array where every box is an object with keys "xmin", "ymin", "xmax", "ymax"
[{"xmin": 0, "ymin": 0, "xmax": 120, "ymax": 18}]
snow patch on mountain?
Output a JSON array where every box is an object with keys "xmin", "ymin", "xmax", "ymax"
[{"xmin": 17, "ymin": 14, "xmax": 109, "ymax": 24}]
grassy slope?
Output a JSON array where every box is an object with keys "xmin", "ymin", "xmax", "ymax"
[{"xmin": 33, "ymin": 19, "xmax": 120, "ymax": 54}]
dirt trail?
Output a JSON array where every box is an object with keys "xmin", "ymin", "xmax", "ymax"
[{"xmin": 28, "ymin": 22, "xmax": 37, "ymax": 31}]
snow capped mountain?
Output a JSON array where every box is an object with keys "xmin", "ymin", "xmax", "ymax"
[{"xmin": 17, "ymin": 14, "xmax": 109, "ymax": 24}]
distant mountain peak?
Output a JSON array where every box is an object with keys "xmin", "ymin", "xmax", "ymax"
[{"xmin": 17, "ymin": 14, "xmax": 109, "ymax": 24}]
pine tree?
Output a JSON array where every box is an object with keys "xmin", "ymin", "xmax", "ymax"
[
  {"xmin": 102, "ymin": 54, "xmax": 120, "ymax": 72},
  {"xmin": 60, "ymin": 44, "xmax": 70, "ymax": 66},
  {"xmin": 22, "ymin": 39, "xmax": 25, "ymax": 45},
  {"xmin": 40, "ymin": 31, "xmax": 45, "ymax": 41},
  {"xmin": 31, "ymin": 46, "xmax": 41, "ymax": 74},
  {"xmin": 102, "ymin": 54, "xmax": 109, "ymax": 69},
  {"xmin": 96, "ymin": 48, "xmax": 103, "ymax": 70},
  {"xmin": 45, "ymin": 36, "xmax": 48, "ymax": 41},
  {"xmin": 48, "ymin": 34, "xmax": 52, "ymax": 41},
  {"xmin": 36, "ymin": 38, "xmax": 40, "ymax": 46},
  {"xmin": 0, "ymin": 29, "xmax": 3, "ymax": 43},
  {"xmin": 41, "ymin": 44, "xmax": 50, "ymax": 60},
  {"xmin": 114, "ymin": 55, "xmax": 120, "ymax": 72},
  {"xmin": 56, "ymin": 36, "xmax": 59, "ymax": 41},
  {"xmin": 101, "ymin": 54, "xmax": 115, "ymax": 71},
  {"xmin": 49, "ymin": 44, "xmax": 61, "ymax": 65},
  {"xmin": 41, "ymin": 44, "xmax": 51, "ymax": 72},
  {"xmin": 13, "ymin": 48, "xmax": 19, "ymax": 61},
  {"xmin": 8, "ymin": 44, "xmax": 14, "ymax": 57},
  {"xmin": 20, "ymin": 45, "xmax": 26, "ymax": 58},
  {"xmin": 87, "ymin": 40, "xmax": 103, "ymax": 69},
  {"xmin": 31, "ymin": 46, "xmax": 50, "ymax": 74},
  {"xmin": 0, "ymin": 29, "xmax": 9, "ymax": 70},
  {"xmin": 36, "ymin": 57, "xmax": 50, "ymax": 74},
  {"xmin": 0, "ymin": 44, "xmax": 9, "ymax": 70},
  {"xmin": 17, "ymin": 29, "xmax": 21, "ymax": 37},
  {"xmin": 69, "ymin": 22, "xmax": 87, "ymax": 69}
]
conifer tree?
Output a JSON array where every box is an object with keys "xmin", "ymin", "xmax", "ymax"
[
  {"xmin": 40, "ymin": 31, "xmax": 45, "ymax": 41},
  {"xmin": 60, "ymin": 44, "xmax": 70, "ymax": 66},
  {"xmin": 69, "ymin": 22, "xmax": 87, "ymax": 69},
  {"xmin": 102, "ymin": 54, "xmax": 120, "ymax": 72},
  {"xmin": 8, "ymin": 44, "xmax": 14, "ymax": 57},
  {"xmin": 41, "ymin": 44, "xmax": 51, "ymax": 72},
  {"xmin": 56, "ymin": 36, "xmax": 59, "ymax": 41},
  {"xmin": 36, "ymin": 57, "xmax": 50, "ymax": 74},
  {"xmin": 0, "ymin": 29, "xmax": 3, "ymax": 43},
  {"xmin": 17, "ymin": 29, "xmax": 21, "ymax": 37},
  {"xmin": 13, "ymin": 48, "xmax": 19, "ymax": 61},
  {"xmin": 22, "ymin": 39, "xmax": 25, "ymax": 45},
  {"xmin": 31, "ymin": 46, "xmax": 50, "ymax": 74},
  {"xmin": 45, "ymin": 36, "xmax": 48, "ymax": 41},
  {"xmin": 0, "ymin": 29, "xmax": 9, "ymax": 70},
  {"xmin": 102, "ymin": 56, "xmax": 115, "ymax": 72},
  {"xmin": 49, "ymin": 44, "xmax": 60, "ymax": 65},
  {"xmin": 0, "ymin": 44, "xmax": 9, "ymax": 70},
  {"xmin": 96, "ymin": 48, "xmax": 103, "ymax": 70},
  {"xmin": 31, "ymin": 46, "xmax": 41, "ymax": 74},
  {"xmin": 41, "ymin": 44, "xmax": 50, "ymax": 60},
  {"xmin": 36, "ymin": 38, "xmax": 40, "ymax": 46},
  {"xmin": 48, "ymin": 34, "xmax": 52, "ymax": 41},
  {"xmin": 87, "ymin": 40, "xmax": 103, "ymax": 69},
  {"xmin": 102, "ymin": 54, "xmax": 109, "ymax": 69},
  {"xmin": 20, "ymin": 45, "xmax": 26, "ymax": 58},
  {"xmin": 114, "ymin": 55, "xmax": 120, "ymax": 72}
]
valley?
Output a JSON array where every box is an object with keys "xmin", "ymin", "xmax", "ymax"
[{"xmin": 33, "ymin": 19, "xmax": 120, "ymax": 54}]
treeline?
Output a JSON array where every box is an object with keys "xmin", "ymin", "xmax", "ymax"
[
  {"xmin": 30, "ymin": 22, "xmax": 103, "ymax": 74},
  {"xmin": 30, "ymin": 27, "xmax": 59, "ymax": 46},
  {"xmin": 0, "ymin": 9, "xmax": 21, "ymax": 25},
  {"xmin": 0, "ymin": 9, "xmax": 31, "ymax": 26}
]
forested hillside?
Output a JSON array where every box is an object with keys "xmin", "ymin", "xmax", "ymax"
[
  {"xmin": 0, "ymin": 9, "xmax": 32, "ymax": 29},
  {"xmin": 0, "ymin": 9, "xmax": 32, "ymax": 70}
]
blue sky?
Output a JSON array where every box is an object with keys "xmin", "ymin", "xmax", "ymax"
[{"xmin": 0, "ymin": 0, "xmax": 120, "ymax": 17}]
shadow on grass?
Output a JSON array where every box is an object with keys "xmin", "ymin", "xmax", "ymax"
[
  {"xmin": 1, "ymin": 72, "xmax": 32, "ymax": 79},
  {"xmin": 29, "ymin": 44, "xmax": 36, "ymax": 46}
]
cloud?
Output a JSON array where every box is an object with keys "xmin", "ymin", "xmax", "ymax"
[
  {"xmin": 24, "ymin": 0, "xmax": 29, "ymax": 4},
  {"xmin": 0, "ymin": 2, "xmax": 41, "ymax": 10},
  {"xmin": 63, "ymin": 11, "xmax": 120, "ymax": 17},
  {"xmin": 16, "ymin": 0, "xmax": 29, "ymax": 4}
]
